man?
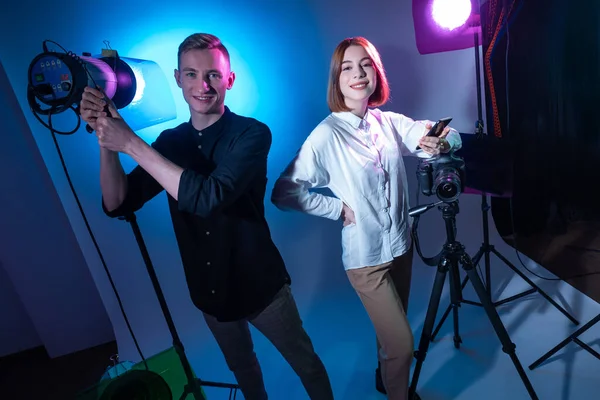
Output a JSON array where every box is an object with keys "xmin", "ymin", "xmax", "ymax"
[{"xmin": 79, "ymin": 33, "xmax": 334, "ymax": 400}]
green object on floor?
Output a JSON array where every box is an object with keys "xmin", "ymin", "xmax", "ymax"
[{"xmin": 76, "ymin": 347, "xmax": 206, "ymax": 400}]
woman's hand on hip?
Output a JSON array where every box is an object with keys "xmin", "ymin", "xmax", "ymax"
[{"xmin": 341, "ymin": 203, "xmax": 356, "ymax": 226}]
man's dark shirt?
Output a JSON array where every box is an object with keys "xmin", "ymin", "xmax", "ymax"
[{"xmin": 103, "ymin": 107, "xmax": 291, "ymax": 322}]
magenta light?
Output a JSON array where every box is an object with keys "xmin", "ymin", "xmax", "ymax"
[
  {"xmin": 432, "ymin": 0, "xmax": 472, "ymax": 30},
  {"xmin": 413, "ymin": 0, "xmax": 482, "ymax": 55},
  {"xmin": 79, "ymin": 56, "xmax": 118, "ymax": 99}
]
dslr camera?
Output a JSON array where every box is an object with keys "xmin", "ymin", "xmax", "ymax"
[{"xmin": 416, "ymin": 153, "xmax": 466, "ymax": 202}]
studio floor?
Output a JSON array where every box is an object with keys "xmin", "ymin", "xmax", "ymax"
[
  {"xmin": 197, "ymin": 232, "xmax": 600, "ymax": 400},
  {"xmin": 2, "ymin": 237, "xmax": 600, "ymax": 400}
]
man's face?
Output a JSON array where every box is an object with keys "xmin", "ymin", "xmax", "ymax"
[{"xmin": 175, "ymin": 48, "xmax": 235, "ymax": 115}]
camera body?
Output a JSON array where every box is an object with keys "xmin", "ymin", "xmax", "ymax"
[{"xmin": 416, "ymin": 152, "xmax": 466, "ymax": 202}]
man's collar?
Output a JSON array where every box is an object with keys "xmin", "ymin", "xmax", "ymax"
[{"xmin": 189, "ymin": 106, "xmax": 231, "ymax": 134}]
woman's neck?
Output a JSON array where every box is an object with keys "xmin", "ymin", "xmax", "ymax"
[{"xmin": 346, "ymin": 99, "xmax": 368, "ymax": 119}]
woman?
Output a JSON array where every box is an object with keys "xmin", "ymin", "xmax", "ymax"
[{"xmin": 271, "ymin": 37, "xmax": 461, "ymax": 399}]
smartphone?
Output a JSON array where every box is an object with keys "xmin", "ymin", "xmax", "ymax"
[
  {"xmin": 416, "ymin": 117, "xmax": 452, "ymax": 150},
  {"xmin": 425, "ymin": 117, "xmax": 453, "ymax": 137}
]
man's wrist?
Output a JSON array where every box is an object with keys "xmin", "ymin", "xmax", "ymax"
[
  {"xmin": 124, "ymin": 134, "xmax": 145, "ymax": 156},
  {"xmin": 100, "ymin": 146, "xmax": 119, "ymax": 159}
]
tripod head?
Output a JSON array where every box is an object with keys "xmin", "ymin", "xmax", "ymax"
[
  {"xmin": 409, "ymin": 200, "xmax": 459, "ymax": 219},
  {"xmin": 439, "ymin": 202, "xmax": 459, "ymax": 244},
  {"xmin": 409, "ymin": 200, "xmax": 461, "ymax": 267}
]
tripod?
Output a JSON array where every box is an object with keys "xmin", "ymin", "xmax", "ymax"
[
  {"xmin": 430, "ymin": 18, "xmax": 578, "ymax": 341},
  {"xmin": 408, "ymin": 201, "xmax": 538, "ymax": 400},
  {"xmin": 121, "ymin": 212, "xmax": 240, "ymax": 399}
]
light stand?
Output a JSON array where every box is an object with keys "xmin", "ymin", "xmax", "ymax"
[
  {"xmin": 24, "ymin": 39, "xmax": 238, "ymax": 399},
  {"xmin": 430, "ymin": 22, "xmax": 578, "ymax": 342},
  {"xmin": 408, "ymin": 201, "xmax": 538, "ymax": 400},
  {"xmin": 121, "ymin": 213, "xmax": 241, "ymax": 399},
  {"xmin": 529, "ymin": 314, "xmax": 600, "ymax": 369}
]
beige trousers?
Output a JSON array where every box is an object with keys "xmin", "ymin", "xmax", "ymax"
[{"xmin": 346, "ymin": 247, "xmax": 415, "ymax": 400}]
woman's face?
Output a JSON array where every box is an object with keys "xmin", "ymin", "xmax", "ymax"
[{"xmin": 339, "ymin": 45, "xmax": 377, "ymax": 112}]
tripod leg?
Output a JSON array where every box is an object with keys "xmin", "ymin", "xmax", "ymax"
[
  {"xmin": 432, "ymin": 268, "xmax": 469, "ymax": 341},
  {"xmin": 431, "ymin": 303, "xmax": 451, "ymax": 341},
  {"xmin": 529, "ymin": 313, "xmax": 600, "ymax": 370},
  {"xmin": 409, "ymin": 263, "xmax": 448, "ymax": 399},
  {"xmin": 471, "ymin": 247, "xmax": 484, "ymax": 266},
  {"xmin": 448, "ymin": 260, "xmax": 463, "ymax": 349},
  {"xmin": 462, "ymin": 261, "xmax": 539, "ymax": 400},
  {"xmin": 491, "ymin": 248, "xmax": 579, "ymax": 325},
  {"xmin": 470, "ymin": 246, "xmax": 489, "ymax": 299},
  {"xmin": 573, "ymin": 339, "xmax": 600, "ymax": 361}
]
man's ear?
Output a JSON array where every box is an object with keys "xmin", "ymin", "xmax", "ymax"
[
  {"xmin": 227, "ymin": 71, "xmax": 236, "ymax": 90},
  {"xmin": 174, "ymin": 69, "xmax": 182, "ymax": 88}
]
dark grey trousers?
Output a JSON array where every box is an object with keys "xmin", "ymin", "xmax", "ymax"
[{"xmin": 203, "ymin": 284, "xmax": 334, "ymax": 400}]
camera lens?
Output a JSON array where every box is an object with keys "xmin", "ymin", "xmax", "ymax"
[
  {"xmin": 437, "ymin": 182, "xmax": 458, "ymax": 200},
  {"xmin": 434, "ymin": 168, "xmax": 461, "ymax": 202}
]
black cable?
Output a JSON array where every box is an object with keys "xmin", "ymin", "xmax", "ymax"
[
  {"xmin": 46, "ymin": 108, "xmax": 147, "ymax": 368},
  {"xmin": 32, "ymin": 40, "xmax": 148, "ymax": 367},
  {"xmin": 500, "ymin": 2, "xmax": 600, "ymax": 282},
  {"xmin": 42, "ymin": 40, "xmax": 68, "ymax": 54},
  {"xmin": 29, "ymin": 104, "xmax": 80, "ymax": 134},
  {"xmin": 411, "ymin": 214, "xmax": 443, "ymax": 267}
]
